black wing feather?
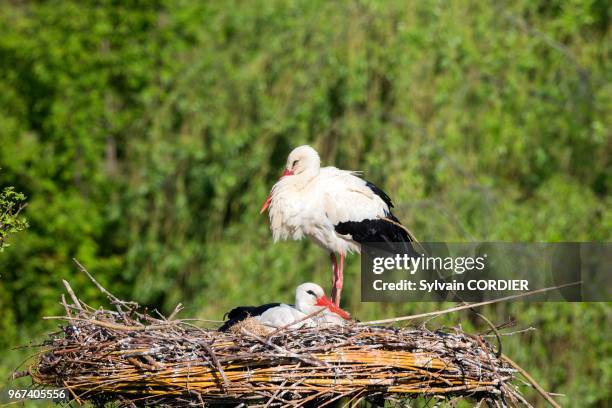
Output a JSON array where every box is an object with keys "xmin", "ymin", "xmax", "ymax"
[
  {"xmin": 219, "ymin": 303, "xmax": 281, "ymax": 332},
  {"xmin": 365, "ymin": 180, "xmax": 394, "ymax": 209},
  {"xmin": 335, "ymin": 180, "xmax": 418, "ymax": 255},
  {"xmin": 335, "ymin": 218, "xmax": 418, "ymax": 256},
  {"xmin": 334, "ymin": 218, "xmax": 411, "ymax": 244}
]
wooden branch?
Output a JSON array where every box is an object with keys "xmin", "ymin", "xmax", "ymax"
[
  {"xmin": 62, "ymin": 280, "xmax": 82, "ymax": 310},
  {"xmin": 359, "ymin": 281, "xmax": 581, "ymax": 325},
  {"xmin": 72, "ymin": 259, "xmax": 125, "ymax": 305},
  {"xmin": 502, "ymin": 354, "xmax": 561, "ymax": 408},
  {"xmin": 202, "ymin": 342, "xmax": 231, "ymax": 390}
]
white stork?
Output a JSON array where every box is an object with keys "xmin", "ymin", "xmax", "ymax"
[
  {"xmin": 260, "ymin": 145, "xmax": 416, "ymax": 306},
  {"xmin": 219, "ymin": 282, "xmax": 351, "ymax": 331}
]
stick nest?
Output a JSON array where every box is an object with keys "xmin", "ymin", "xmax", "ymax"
[{"xmin": 25, "ymin": 279, "xmax": 529, "ymax": 407}]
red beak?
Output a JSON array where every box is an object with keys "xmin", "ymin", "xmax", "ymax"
[
  {"xmin": 259, "ymin": 195, "xmax": 273, "ymax": 215},
  {"xmin": 259, "ymin": 169, "xmax": 294, "ymax": 214},
  {"xmin": 315, "ymin": 295, "xmax": 351, "ymax": 320}
]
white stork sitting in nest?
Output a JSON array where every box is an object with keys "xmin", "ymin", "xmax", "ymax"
[
  {"xmin": 260, "ymin": 145, "xmax": 417, "ymax": 306},
  {"xmin": 219, "ymin": 282, "xmax": 351, "ymax": 332}
]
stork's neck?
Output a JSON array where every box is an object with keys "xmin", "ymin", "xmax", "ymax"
[
  {"xmin": 292, "ymin": 167, "xmax": 320, "ymax": 189},
  {"xmin": 296, "ymin": 299, "xmax": 324, "ymax": 314}
]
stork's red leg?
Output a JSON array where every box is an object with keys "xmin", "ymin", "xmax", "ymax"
[
  {"xmin": 334, "ymin": 253, "xmax": 345, "ymax": 306},
  {"xmin": 330, "ymin": 253, "xmax": 339, "ymax": 304}
]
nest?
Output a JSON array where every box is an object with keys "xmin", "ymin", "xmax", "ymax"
[{"xmin": 19, "ymin": 266, "xmax": 549, "ymax": 407}]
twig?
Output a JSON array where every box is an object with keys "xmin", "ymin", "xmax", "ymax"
[
  {"xmin": 63, "ymin": 379, "xmax": 83, "ymax": 405},
  {"xmin": 501, "ymin": 354, "xmax": 561, "ymax": 408},
  {"xmin": 471, "ymin": 310, "xmax": 503, "ymax": 357},
  {"xmin": 202, "ymin": 342, "xmax": 231, "ymax": 390},
  {"xmin": 266, "ymin": 308, "xmax": 327, "ymax": 337},
  {"xmin": 72, "ymin": 258, "xmax": 137, "ymax": 308},
  {"xmin": 10, "ymin": 370, "xmax": 28, "ymax": 379},
  {"xmin": 168, "ymin": 303, "xmax": 184, "ymax": 321},
  {"xmin": 359, "ymin": 282, "xmax": 581, "ymax": 325},
  {"xmin": 240, "ymin": 328, "xmax": 328, "ymax": 368},
  {"xmin": 60, "ymin": 294, "xmax": 71, "ymax": 316},
  {"xmin": 263, "ymin": 379, "xmax": 288, "ymax": 408},
  {"xmin": 42, "ymin": 316, "xmax": 175, "ymax": 331},
  {"xmin": 62, "ymin": 280, "xmax": 82, "ymax": 310},
  {"xmin": 481, "ymin": 327, "xmax": 536, "ymax": 338}
]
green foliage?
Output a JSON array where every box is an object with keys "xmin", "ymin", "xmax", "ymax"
[
  {"xmin": 0, "ymin": 0, "xmax": 610, "ymax": 406},
  {"xmin": 0, "ymin": 186, "xmax": 28, "ymax": 251}
]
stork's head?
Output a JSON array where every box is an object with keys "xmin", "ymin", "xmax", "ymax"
[
  {"xmin": 260, "ymin": 145, "xmax": 321, "ymax": 214},
  {"xmin": 295, "ymin": 282, "xmax": 351, "ymax": 320},
  {"xmin": 285, "ymin": 145, "xmax": 321, "ymax": 176}
]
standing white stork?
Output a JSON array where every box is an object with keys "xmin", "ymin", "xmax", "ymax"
[
  {"xmin": 260, "ymin": 145, "xmax": 416, "ymax": 306},
  {"xmin": 219, "ymin": 282, "xmax": 351, "ymax": 332}
]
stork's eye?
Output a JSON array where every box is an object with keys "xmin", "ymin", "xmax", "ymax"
[
  {"xmin": 292, "ymin": 159, "xmax": 299, "ymax": 168},
  {"xmin": 306, "ymin": 290, "xmax": 316, "ymax": 297}
]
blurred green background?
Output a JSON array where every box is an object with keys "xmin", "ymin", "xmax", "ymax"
[{"xmin": 0, "ymin": 0, "xmax": 610, "ymax": 406}]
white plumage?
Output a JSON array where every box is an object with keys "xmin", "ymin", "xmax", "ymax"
[
  {"xmin": 220, "ymin": 282, "xmax": 350, "ymax": 331},
  {"xmin": 261, "ymin": 145, "xmax": 413, "ymax": 306},
  {"xmin": 257, "ymin": 283, "xmax": 348, "ymax": 328},
  {"xmin": 268, "ymin": 166, "xmax": 391, "ymax": 253}
]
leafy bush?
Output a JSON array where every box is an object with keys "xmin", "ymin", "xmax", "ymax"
[
  {"xmin": 0, "ymin": 186, "xmax": 27, "ymax": 251},
  {"xmin": 0, "ymin": 1, "xmax": 609, "ymax": 405}
]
